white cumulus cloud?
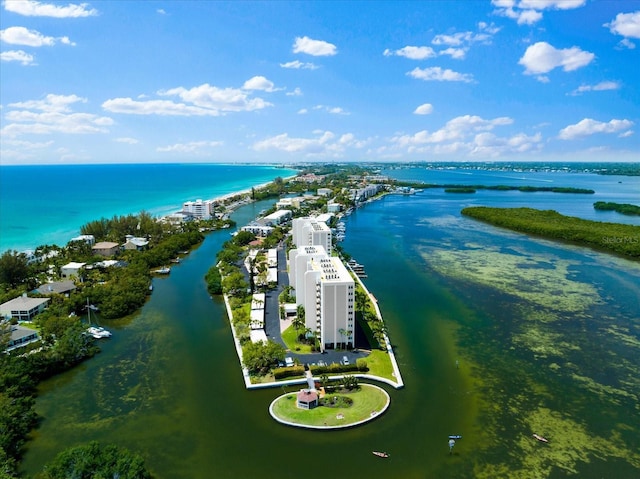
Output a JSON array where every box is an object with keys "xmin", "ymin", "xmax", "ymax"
[
  {"xmin": 558, "ymin": 118, "xmax": 634, "ymax": 140},
  {"xmin": 279, "ymin": 60, "xmax": 318, "ymax": 70},
  {"xmin": 160, "ymin": 83, "xmax": 272, "ymax": 112},
  {"xmin": 1, "ymin": 49, "xmax": 34, "ymax": 65},
  {"xmin": 408, "ymin": 67, "xmax": 474, "ymax": 83},
  {"xmin": 383, "ymin": 46, "xmax": 436, "ymax": 60},
  {"xmin": 605, "ymin": 11, "xmax": 640, "ymax": 49},
  {"xmin": 2, "ymin": 93, "xmax": 113, "ymax": 137},
  {"xmin": 413, "ymin": 103, "xmax": 434, "ymax": 115},
  {"xmin": 252, "ymin": 130, "xmax": 365, "ymax": 157},
  {"xmin": 492, "ymin": 0, "xmax": 585, "ymax": 25},
  {"xmin": 242, "ymin": 75, "xmax": 278, "ymax": 92},
  {"xmin": 102, "ymin": 98, "xmax": 219, "ymax": 116},
  {"xmin": 569, "ymin": 81, "xmax": 620, "ymax": 96},
  {"xmin": 0, "ymin": 26, "xmax": 75, "ymax": 46},
  {"xmin": 103, "ymin": 82, "xmax": 273, "ymax": 117},
  {"xmin": 293, "ymin": 36, "xmax": 337, "ymax": 56},
  {"xmin": 519, "ymin": 42, "xmax": 594, "ymax": 77},
  {"xmin": 3, "ymin": 0, "xmax": 98, "ymax": 17}
]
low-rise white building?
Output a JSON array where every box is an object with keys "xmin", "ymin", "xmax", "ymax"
[
  {"xmin": 70, "ymin": 234, "xmax": 95, "ymax": 246},
  {"xmin": 263, "ymin": 209, "xmax": 292, "ymax": 226},
  {"xmin": 1, "ymin": 296, "xmax": 50, "ymax": 321},
  {"xmin": 61, "ymin": 262, "xmax": 86, "ymax": 279},
  {"xmin": 240, "ymin": 223, "xmax": 274, "ymax": 237}
]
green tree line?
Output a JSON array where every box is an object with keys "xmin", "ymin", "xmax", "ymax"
[
  {"xmin": 461, "ymin": 207, "xmax": 640, "ymax": 259},
  {"xmin": 593, "ymin": 201, "xmax": 640, "ymax": 216}
]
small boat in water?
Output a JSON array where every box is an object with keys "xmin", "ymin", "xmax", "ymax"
[
  {"xmin": 153, "ymin": 267, "xmax": 171, "ymax": 274},
  {"xmin": 372, "ymin": 451, "xmax": 389, "ymax": 458},
  {"xmin": 533, "ymin": 434, "xmax": 548, "ymax": 443}
]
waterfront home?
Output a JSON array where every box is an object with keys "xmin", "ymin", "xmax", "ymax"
[
  {"xmin": 61, "ymin": 262, "xmax": 86, "ymax": 279},
  {"xmin": 327, "ymin": 201, "xmax": 343, "ymax": 213},
  {"xmin": 70, "ymin": 234, "xmax": 95, "ymax": 246},
  {"xmin": 34, "ymin": 280, "xmax": 76, "ymax": 296},
  {"xmin": 0, "ymin": 296, "xmax": 50, "ymax": 321},
  {"xmin": 317, "ymin": 188, "xmax": 333, "ymax": 197},
  {"xmin": 92, "ymin": 241, "xmax": 120, "ymax": 257},
  {"xmin": 123, "ymin": 235, "xmax": 149, "ymax": 251},
  {"xmin": 4, "ymin": 323, "xmax": 40, "ymax": 352}
]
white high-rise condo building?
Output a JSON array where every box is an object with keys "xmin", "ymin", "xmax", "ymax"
[
  {"xmin": 291, "ymin": 217, "xmax": 332, "ymax": 255},
  {"xmin": 303, "ymin": 256, "xmax": 354, "ymax": 351}
]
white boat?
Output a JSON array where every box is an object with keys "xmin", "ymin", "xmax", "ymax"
[
  {"xmin": 153, "ymin": 266, "xmax": 171, "ymax": 274},
  {"xmin": 84, "ymin": 299, "xmax": 111, "ymax": 339},
  {"xmin": 87, "ymin": 326, "xmax": 112, "ymax": 339}
]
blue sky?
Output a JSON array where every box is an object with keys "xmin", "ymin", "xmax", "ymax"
[{"xmin": 1, "ymin": 0, "xmax": 639, "ymax": 164}]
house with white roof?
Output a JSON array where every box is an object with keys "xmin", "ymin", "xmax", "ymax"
[
  {"xmin": 123, "ymin": 235, "xmax": 149, "ymax": 251},
  {"xmin": 61, "ymin": 262, "xmax": 86, "ymax": 279}
]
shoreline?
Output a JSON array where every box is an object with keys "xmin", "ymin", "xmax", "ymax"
[{"xmin": 2, "ymin": 173, "xmax": 298, "ymax": 254}]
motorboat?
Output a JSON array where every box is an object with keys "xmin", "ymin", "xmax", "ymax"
[{"xmin": 372, "ymin": 451, "xmax": 389, "ymax": 458}]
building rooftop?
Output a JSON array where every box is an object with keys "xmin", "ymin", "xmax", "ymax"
[
  {"xmin": 1, "ymin": 296, "xmax": 50, "ymax": 311},
  {"xmin": 35, "ymin": 280, "xmax": 76, "ymax": 295}
]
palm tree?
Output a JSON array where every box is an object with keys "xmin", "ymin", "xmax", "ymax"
[{"xmin": 291, "ymin": 315, "xmax": 305, "ymax": 341}]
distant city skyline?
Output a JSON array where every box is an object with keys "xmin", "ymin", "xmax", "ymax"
[{"xmin": 1, "ymin": 0, "xmax": 639, "ymax": 165}]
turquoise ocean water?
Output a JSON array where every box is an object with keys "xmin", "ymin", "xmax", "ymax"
[{"xmin": 0, "ymin": 163, "xmax": 296, "ymax": 253}]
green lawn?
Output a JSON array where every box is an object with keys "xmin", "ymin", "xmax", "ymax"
[
  {"xmin": 363, "ymin": 350, "xmax": 396, "ymax": 382},
  {"xmin": 281, "ymin": 324, "xmax": 314, "ymax": 353},
  {"xmin": 270, "ymin": 384, "xmax": 389, "ymax": 427}
]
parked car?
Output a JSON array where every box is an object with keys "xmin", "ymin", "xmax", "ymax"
[
  {"xmin": 342, "ymin": 356, "xmax": 350, "ymax": 365},
  {"xmin": 285, "ymin": 357, "xmax": 294, "ymax": 367}
]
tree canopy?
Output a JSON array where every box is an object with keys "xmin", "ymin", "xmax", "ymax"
[{"xmin": 40, "ymin": 441, "xmax": 152, "ymax": 479}]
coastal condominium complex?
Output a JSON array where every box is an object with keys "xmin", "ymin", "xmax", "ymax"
[
  {"xmin": 289, "ymin": 217, "xmax": 354, "ymax": 351},
  {"xmin": 291, "ymin": 217, "xmax": 332, "ymax": 255},
  {"xmin": 303, "ymin": 255, "xmax": 355, "ymax": 350},
  {"xmin": 182, "ymin": 199, "xmax": 216, "ymax": 220}
]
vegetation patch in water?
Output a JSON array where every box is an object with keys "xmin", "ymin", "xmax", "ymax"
[{"xmin": 424, "ymin": 248, "xmax": 600, "ymax": 315}]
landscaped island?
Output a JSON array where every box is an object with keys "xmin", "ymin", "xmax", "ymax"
[
  {"xmin": 461, "ymin": 207, "xmax": 640, "ymax": 259},
  {"xmin": 270, "ymin": 383, "xmax": 390, "ymax": 429}
]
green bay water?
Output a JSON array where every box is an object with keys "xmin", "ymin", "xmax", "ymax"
[{"xmin": 21, "ymin": 169, "xmax": 640, "ymax": 478}]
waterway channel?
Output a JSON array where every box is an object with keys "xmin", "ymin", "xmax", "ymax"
[{"xmin": 22, "ymin": 170, "xmax": 640, "ymax": 478}]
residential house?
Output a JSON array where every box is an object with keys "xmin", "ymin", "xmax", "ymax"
[
  {"xmin": 92, "ymin": 241, "xmax": 119, "ymax": 257},
  {"xmin": 61, "ymin": 262, "xmax": 86, "ymax": 279},
  {"xmin": 0, "ymin": 296, "xmax": 50, "ymax": 321}
]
